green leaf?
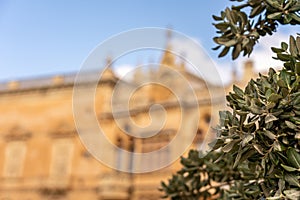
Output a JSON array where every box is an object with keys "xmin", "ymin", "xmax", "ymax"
[
  {"xmin": 233, "ymin": 150, "xmax": 242, "ymax": 168},
  {"xmin": 242, "ymin": 38, "xmax": 250, "ymax": 48},
  {"xmin": 250, "ymin": 5, "xmax": 264, "ymax": 18},
  {"xmin": 277, "ymin": 53, "xmax": 292, "ymax": 61},
  {"xmin": 295, "ymin": 62, "xmax": 300, "ymax": 75},
  {"xmin": 212, "ymin": 45, "xmax": 221, "ymax": 50},
  {"xmin": 219, "ymin": 47, "xmax": 230, "ymax": 58},
  {"xmin": 253, "ymin": 144, "xmax": 264, "ymax": 155},
  {"xmin": 266, "ymin": 196, "xmax": 281, "ymax": 200},
  {"xmin": 233, "ymin": 85, "xmax": 244, "ymax": 97},
  {"xmin": 277, "ymin": 79, "xmax": 287, "ymax": 88},
  {"xmin": 273, "ymin": 140, "xmax": 283, "ymax": 151},
  {"xmin": 212, "ymin": 15, "xmax": 223, "ymax": 21},
  {"xmin": 284, "ymin": 14, "xmax": 293, "ymax": 24},
  {"xmin": 284, "ymin": 0, "xmax": 294, "ymax": 10},
  {"xmin": 264, "ymin": 130, "xmax": 276, "ymax": 140},
  {"xmin": 284, "ymin": 62, "xmax": 293, "ymax": 70},
  {"xmin": 242, "ymin": 134, "xmax": 254, "ymax": 147},
  {"xmin": 239, "ymin": 149, "xmax": 256, "ymax": 163},
  {"xmin": 225, "ymin": 39, "xmax": 238, "ymax": 47},
  {"xmin": 214, "ymin": 22, "xmax": 229, "ymax": 30},
  {"xmin": 250, "ymin": 107, "xmax": 264, "ymax": 115},
  {"xmin": 271, "ymin": 47, "xmax": 285, "ymax": 53},
  {"xmin": 268, "ymin": 94, "xmax": 283, "ymax": 103},
  {"xmin": 281, "ymin": 164, "xmax": 299, "ymax": 172},
  {"xmin": 266, "ymin": 102, "xmax": 276, "ymax": 110},
  {"xmin": 266, "ymin": 88, "xmax": 274, "ymax": 99},
  {"xmin": 267, "ymin": 12, "xmax": 283, "ymax": 20},
  {"xmin": 289, "ymin": 2, "xmax": 300, "ymax": 12},
  {"xmin": 232, "ymin": 43, "xmax": 242, "ymax": 60},
  {"xmin": 285, "ymin": 121, "xmax": 297, "ymax": 129},
  {"xmin": 265, "ymin": 0, "xmax": 281, "ymax": 9},
  {"xmin": 287, "ymin": 148, "xmax": 300, "ymax": 168},
  {"xmin": 290, "ymin": 13, "xmax": 300, "ymax": 23},
  {"xmin": 222, "ymin": 140, "xmax": 238, "ymax": 153},
  {"xmin": 283, "ymin": 189, "xmax": 300, "ymax": 199},
  {"xmin": 284, "ymin": 173, "xmax": 300, "ymax": 187},
  {"xmin": 281, "ymin": 42, "xmax": 288, "ymax": 51},
  {"xmin": 250, "ymin": 31, "xmax": 260, "ymax": 38},
  {"xmin": 289, "ymin": 35, "xmax": 299, "ymax": 57},
  {"xmin": 265, "ymin": 113, "xmax": 278, "ymax": 123},
  {"xmin": 278, "ymin": 178, "xmax": 284, "ymax": 195}
]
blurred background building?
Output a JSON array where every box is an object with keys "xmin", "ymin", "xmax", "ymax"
[{"xmin": 0, "ymin": 35, "xmax": 256, "ymax": 200}]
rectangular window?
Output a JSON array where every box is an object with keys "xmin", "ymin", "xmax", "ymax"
[
  {"xmin": 50, "ymin": 139, "xmax": 74, "ymax": 186},
  {"xmin": 3, "ymin": 141, "xmax": 26, "ymax": 177}
]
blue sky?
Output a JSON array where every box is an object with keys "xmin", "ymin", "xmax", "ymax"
[
  {"xmin": 0, "ymin": 0, "xmax": 233, "ymax": 81},
  {"xmin": 0, "ymin": 0, "xmax": 297, "ymax": 82}
]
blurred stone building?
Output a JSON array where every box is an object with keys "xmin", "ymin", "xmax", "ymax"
[{"xmin": 0, "ymin": 37, "xmax": 256, "ymax": 200}]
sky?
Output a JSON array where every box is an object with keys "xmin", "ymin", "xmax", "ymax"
[{"xmin": 0, "ymin": 0, "xmax": 298, "ymax": 83}]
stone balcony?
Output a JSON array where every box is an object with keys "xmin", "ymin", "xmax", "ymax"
[{"xmin": 0, "ymin": 171, "xmax": 172, "ymax": 200}]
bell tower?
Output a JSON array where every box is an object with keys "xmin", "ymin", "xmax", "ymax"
[
  {"xmin": 101, "ymin": 55, "xmax": 116, "ymax": 80},
  {"xmin": 160, "ymin": 29, "xmax": 176, "ymax": 69}
]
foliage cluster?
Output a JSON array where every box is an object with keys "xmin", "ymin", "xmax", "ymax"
[
  {"xmin": 160, "ymin": 34, "xmax": 300, "ymax": 200},
  {"xmin": 160, "ymin": 1, "xmax": 300, "ymax": 199},
  {"xmin": 213, "ymin": 0, "xmax": 300, "ymax": 59}
]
